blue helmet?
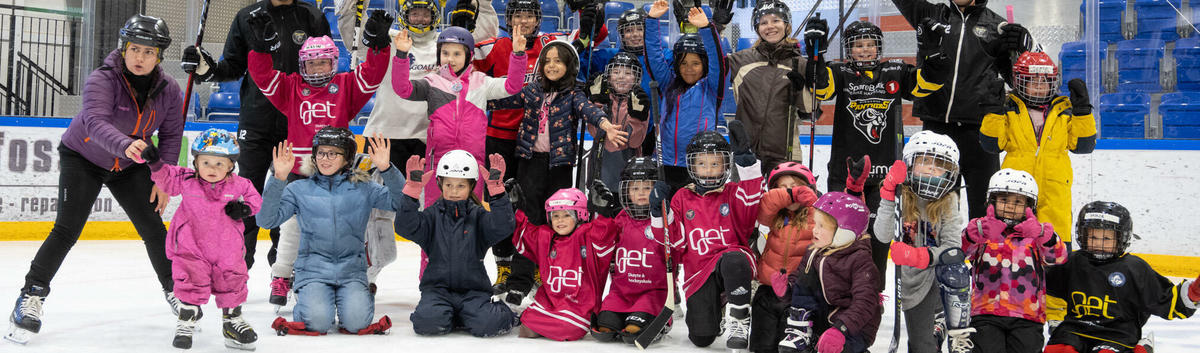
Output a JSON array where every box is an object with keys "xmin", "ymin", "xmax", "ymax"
[{"xmin": 191, "ymin": 128, "xmax": 240, "ymax": 160}]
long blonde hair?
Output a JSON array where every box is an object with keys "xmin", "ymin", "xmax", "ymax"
[{"xmin": 900, "ymin": 185, "xmax": 957, "ymax": 226}]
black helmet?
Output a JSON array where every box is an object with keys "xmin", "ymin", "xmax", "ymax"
[
  {"xmin": 620, "ymin": 156, "xmax": 661, "ymax": 219},
  {"xmin": 119, "ymin": 14, "xmax": 172, "ymax": 58},
  {"xmin": 752, "ymin": 0, "xmax": 791, "ymax": 39},
  {"xmin": 685, "ymin": 130, "xmax": 731, "ymax": 188},
  {"xmin": 311, "ymin": 126, "xmax": 357, "ymax": 172},
  {"xmin": 505, "ymin": 0, "xmax": 541, "ymax": 31},
  {"xmin": 605, "ymin": 51, "xmax": 643, "ymax": 94},
  {"xmin": 672, "ymin": 33, "xmax": 708, "ymax": 78},
  {"xmin": 1076, "ymin": 201, "xmax": 1136, "ymax": 261},
  {"xmin": 617, "ymin": 9, "xmax": 647, "ymax": 53},
  {"xmin": 842, "ymin": 20, "xmax": 883, "ymax": 70}
]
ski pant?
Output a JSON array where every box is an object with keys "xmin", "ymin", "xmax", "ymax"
[
  {"xmin": 828, "ymin": 179, "xmax": 890, "ymax": 292},
  {"xmin": 969, "ymin": 315, "xmax": 1045, "ymax": 353},
  {"xmin": 237, "ymin": 126, "xmax": 287, "ymax": 270},
  {"xmin": 509, "ymin": 153, "xmax": 573, "ymax": 293},
  {"xmin": 749, "ymin": 284, "xmax": 790, "ymax": 353},
  {"xmin": 922, "ymin": 120, "xmax": 1000, "ymax": 220},
  {"xmin": 595, "ymin": 310, "xmax": 655, "ymax": 331},
  {"xmin": 24, "ymin": 144, "xmax": 173, "ymax": 292},
  {"xmin": 294, "ymin": 281, "xmax": 373, "ymax": 334},
  {"xmin": 171, "ymin": 245, "xmax": 249, "ymax": 309},
  {"xmin": 903, "ymin": 289, "xmax": 945, "ymax": 353},
  {"xmin": 685, "ymin": 252, "xmax": 754, "ymax": 347},
  {"xmin": 410, "ymin": 288, "xmax": 516, "ymax": 337}
]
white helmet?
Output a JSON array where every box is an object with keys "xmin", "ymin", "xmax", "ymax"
[
  {"xmin": 436, "ymin": 150, "xmax": 478, "ymax": 179},
  {"xmin": 902, "ymin": 131, "xmax": 960, "ymax": 200},
  {"xmin": 987, "ymin": 168, "xmax": 1039, "ymax": 206}
]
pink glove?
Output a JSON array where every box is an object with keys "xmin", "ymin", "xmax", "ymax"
[
  {"xmin": 845, "ymin": 155, "xmax": 871, "ymax": 194},
  {"xmin": 879, "ymin": 160, "xmax": 907, "ymax": 201},
  {"xmin": 890, "ymin": 241, "xmax": 931, "ymax": 269},
  {"xmin": 1189, "ymin": 274, "xmax": 1200, "ymax": 303},
  {"xmin": 403, "ymin": 155, "xmax": 427, "ymax": 199},
  {"xmin": 789, "ymin": 185, "xmax": 819, "ymax": 206},
  {"xmin": 485, "ymin": 154, "xmax": 507, "ymax": 197},
  {"xmin": 1013, "ymin": 208, "xmax": 1053, "ymax": 244},
  {"xmin": 816, "ymin": 328, "xmax": 845, "ymax": 353},
  {"xmin": 975, "ymin": 205, "xmax": 1008, "ymax": 242}
]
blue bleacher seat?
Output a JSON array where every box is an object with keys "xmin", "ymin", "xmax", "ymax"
[
  {"xmin": 185, "ymin": 92, "xmax": 203, "ymax": 121},
  {"xmin": 442, "ymin": 0, "xmax": 458, "ymax": 26},
  {"xmin": 1114, "ymin": 39, "xmax": 1164, "ymax": 92},
  {"xmin": 1081, "ymin": 0, "xmax": 1127, "ymax": 43},
  {"xmin": 324, "ymin": 8, "xmax": 340, "ymax": 40},
  {"xmin": 541, "ymin": 0, "xmax": 561, "ymax": 33},
  {"xmin": 605, "ymin": 2, "xmax": 635, "ymax": 45},
  {"xmin": 354, "ymin": 95, "xmax": 376, "ymax": 125},
  {"xmin": 494, "ymin": 0, "xmax": 507, "ymax": 28},
  {"xmin": 1174, "ymin": 37, "xmax": 1200, "ymax": 91},
  {"xmin": 1059, "ymin": 41, "xmax": 1106, "ymax": 95},
  {"xmin": 206, "ymin": 90, "xmax": 241, "ymax": 122},
  {"xmin": 337, "ymin": 44, "xmax": 351, "ymax": 72},
  {"xmin": 738, "ymin": 37, "xmax": 754, "ymax": 51},
  {"xmin": 1097, "ymin": 93, "xmax": 1148, "ymax": 138},
  {"xmin": 1159, "ymin": 92, "xmax": 1200, "ymax": 138},
  {"xmin": 217, "ymin": 78, "xmax": 241, "ymax": 93},
  {"xmin": 1134, "ymin": 0, "xmax": 1182, "ymax": 41}
]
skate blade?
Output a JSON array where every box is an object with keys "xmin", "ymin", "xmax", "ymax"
[
  {"xmin": 273, "ymin": 305, "xmax": 285, "ymax": 315},
  {"xmin": 4, "ymin": 326, "xmax": 33, "ymax": 345},
  {"xmin": 224, "ymin": 338, "xmax": 256, "ymax": 351}
]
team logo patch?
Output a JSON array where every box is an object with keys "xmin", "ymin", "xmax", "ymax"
[
  {"xmin": 973, "ymin": 26, "xmax": 990, "ymax": 38},
  {"xmin": 644, "ymin": 226, "xmax": 654, "ymax": 240},
  {"xmin": 292, "ymin": 30, "xmax": 309, "ymax": 45},
  {"xmin": 579, "ymin": 245, "xmax": 587, "ymax": 258},
  {"xmin": 301, "ymin": 88, "xmax": 310, "ymax": 95},
  {"xmin": 719, "ymin": 203, "xmax": 730, "ymax": 216},
  {"xmin": 686, "ymin": 210, "xmax": 695, "ymax": 220},
  {"xmin": 1108, "ymin": 272, "xmax": 1126, "ymax": 287},
  {"xmin": 550, "ymin": 249, "xmax": 557, "ymax": 259},
  {"xmin": 844, "ymin": 98, "xmax": 894, "ymax": 144},
  {"xmin": 328, "ymin": 83, "xmax": 339, "ymax": 94}
]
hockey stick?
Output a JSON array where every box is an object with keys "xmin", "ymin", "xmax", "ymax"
[
  {"xmin": 351, "ymin": 0, "xmax": 365, "ymax": 67},
  {"xmin": 576, "ymin": 1, "xmax": 609, "ymax": 189},
  {"xmin": 181, "ymin": 0, "xmax": 213, "ymax": 116},
  {"xmin": 634, "ymin": 199, "xmax": 675, "ymax": 349},
  {"xmin": 886, "ymin": 99, "xmax": 905, "ymax": 353}
]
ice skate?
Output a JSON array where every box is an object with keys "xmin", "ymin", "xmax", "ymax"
[
  {"xmin": 778, "ymin": 307, "xmax": 814, "ymax": 353},
  {"xmin": 1138, "ymin": 332, "xmax": 1155, "ymax": 353},
  {"xmin": 723, "ymin": 303, "xmax": 751, "ymax": 352},
  {"xmin": 4, "ymin": 286, "xmax": 48, "ymax": 345},
  {"xmin": 269, "ymin": 277, "xmax": 292, "ymax": 314},
  {"xmin": 492, "ymin": 257, "xmax": 512, "ymax": 295},
  {"xmin": 947, "ymin": 327, "xmax": 976, "ymax": 353},
  {"xmin": 172, "ymin": 303, "xmax": 202, "ymax": 349},
  {"xmin": 164, "ymin": 290, "xmax": 183, "ymax": 317},
  {"xmin": 222, "ymin": 306, "xmax": 257, "ymax": 351}
]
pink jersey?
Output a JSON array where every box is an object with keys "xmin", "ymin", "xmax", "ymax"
[
  {"xmin": 247, "ymin": 47, "xmax": 389, "ymax": 170},
  {"xmin": 656, "ymin": 162, "xmax": 765, "ymax": 299},
  {"xmin": 600, "ymin": 211, "xmax": 669, "ymax": 315},
  {"xmin": 513, "ymin": 209, "xmax": 618, "ymax": 341}
]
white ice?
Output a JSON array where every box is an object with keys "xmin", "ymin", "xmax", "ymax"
[{"xmin": 1, "ymin": 240, "xmax": 1197, "ymax": 352}]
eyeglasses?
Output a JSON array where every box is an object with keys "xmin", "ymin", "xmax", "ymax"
[{"xmin": 315, "ymin": 151, "xmax": 342, "ymax": 160}]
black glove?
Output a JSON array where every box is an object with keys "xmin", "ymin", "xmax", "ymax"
[
  {"xmin": 786, "ymin": 70, "xmax": 805, "ymax": 91},
  {"xmin": 917, "ymin": 18, "xmax": 949, "ymax": 51},
  {"xmin": 727, "ymin": 120, "xmax": 756, "ymax": 167},
  {"xmin": 992, "ymin": 23, "xmax": 1030, "ymax": 56},
  {"xmin": 504, "ymin": 178, "xmax": 525, "ymax": 210},
  {"xmin": 649, "ymin": 180, "xmax": 672, "ymax": 218},
  {"xmin": 224, "ymin": 201, "xmax": 254, "ymax": 220},
  {"xmin": 672, "ymin": 0, "xmax": 696, "ymax": 29},
  {"xmin": 630, "ymin": 89, "xmax": 650, "ymax": 121},
  {"xmin": 140, "ymin": 143, "xmax": 161, "ymax": 167},
  {"xmin": 362, "ymin": 10, "xmax": 395, "ymax": 50},
  {"xmin": 1067, "ymin": 78, "xmax": 1092, "ymax": 115},
  {"xmin": 588, "ymin": 179, "xmax": 621, "ymax": 218},
  {"xmin": 565, "ymin": 0, "xmax": 592, "ymax": 12},
  {"xmin": 181, "ymin": 45, "xmax": 215, "ymax": 79},
  {"xmin": 803, "ymin": 14, "xmax": 828, "ymax": 61},
  {"xmin": 578, "ymin": 3, "xmax": 604, "ymax": 42},
  {"xmin": 247, "ymin": 11, "xmax": 280, "ymax": 53},
  {"xmin": 711, "ymin": 0, "xmax": 734, "ymax": 27},
  {"xmin": 450, "ymin": 0, "xmax": 480, "ymax": 31}
]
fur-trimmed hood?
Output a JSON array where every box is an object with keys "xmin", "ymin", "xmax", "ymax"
[{"xmin": 298, "ymin": 157, "xmax": 372, "ymax": 183}]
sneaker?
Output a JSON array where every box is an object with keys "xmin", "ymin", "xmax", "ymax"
[
  {"xmin": 723, "ymin": 303, "xmax": 751, "ymax": 349},
  {"xmin": 222, "ymin": 306, "xmax": 257, "ymax": 351},
  {"xmin": 172, "ymin": 304, "xmax": 202, "ymax": 349}
]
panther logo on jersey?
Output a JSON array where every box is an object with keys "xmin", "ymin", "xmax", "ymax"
[{"xmin": 845, "ymin": 98, "xmax": 894, "ymax": 144}]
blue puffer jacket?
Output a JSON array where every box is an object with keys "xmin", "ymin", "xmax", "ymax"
[
  {"xmin": 645, "ymin": 19, "xmax": 726, "ymax": 167},
  {"xmin": 258, "ymin": 166, "xmax": 405, "ymax": 289},
  {"xmin": 395, "ymin": 193, "xmax": 515, "ymax": 292}
]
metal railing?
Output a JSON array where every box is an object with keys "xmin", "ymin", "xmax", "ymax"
[{"xmin": 0, "ymin": 4, "xmax": 82, "ymax": 116}]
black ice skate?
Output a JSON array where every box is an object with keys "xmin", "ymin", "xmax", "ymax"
[
  {"xmin": 492, "ymin": 256, "xmax": 512, "ymax": 295},
  {"xmin": 724, "ymin": 303, "xmax": 751, "ymax": 352},
  {"xmin": 5, "ymin": 285, "xmax": 48, "ymax": 345},
  {"xmin": 269, "ymin": 277, "xmax": 292, "ymax": 314},
  {"xmin": 165, "ymin": 290, "xmax": 183, "ymax": 317},
  {"xmin": 173, "ymin": 304, "xmax": 202, "ymax": 349},
  {"xmin": 222, "ymin": 306, "xmax": 257, "ymax": 351}
]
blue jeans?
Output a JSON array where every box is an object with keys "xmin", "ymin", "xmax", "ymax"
[{"xmin": 294, "ymin": 281, "xmax": 373, "ymax": 333}]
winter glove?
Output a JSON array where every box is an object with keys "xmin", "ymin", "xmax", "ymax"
[
  {"xmin": 711, "ymin": 0, "xmax": 734, "ymax": 27},
  {"xmin": 485, "ymin": 154, "xmax": 507, "ymax": 197},
  {"xmin": 578, "ymin": 3, "xmax": 604, "ymax": 43},
  {"xmin": 803, "ymin": 14, "xmax": 829, "ymax": 62},
  {"xmin": 224, "ymin": 201, "xmax": 254, "ymax": 220},
  {"xmin": 450, "ymin": 0, "xmax": 480, "ymax": 31},
  {"xmin": 787, "ymin": 185, "xmax": 818, "ymax": 206},
  {"xmin": 1012, "ymin": 208, "xmax": 1055, "ymax": 245},
  {"xmin": 180, "ymin": 45, "xmax": 215, "ymax": 79},
  {"xmin": 727, "ymin": 120, "xmax": 757, "ymax": 168},
  {"xmin": 630, "ymin": 89, "xmax": 650, "ymax": 121},
  {"xmin": 403, "ymin": 155, "xmax": 427, "ymax": 199},
  {"xmin": 362, "ymin": 10, "xmax": 395, "ymax": 50},
  {"xmin": 890, "ymin": 241, "xmax": 932, "ymax": 269},
  {"xmin": 247, "ymin": 11, "xmax": 281, "ymax": 53},
  {"xmin": 786, "ymin": 70, "xmax": 806, "ymax": 92},
  {"xmin": 845, "ymin": 155, "xmax": 871, "ymax": 194},
  {"xmin": 1067, "ymin": 78, "xmax": 1092, "ymax": 116},
  {"xmin": 139, "ymin": 142, "xmax": 161, "ymax": 167},
  {"xmin": 916, "ymin": 18, "xmax": 949, "ymax": 51},
  {"xmin": 649, "ymin": 180, "xmax": 672, "ymax": 218},
  {"xmin": 588, "ymin": 179, "xmax": 621, "ymax": 219},
  {"xmin": 975, "ymin": 205, "xmax": 1009, "ymax": 242},
  {"xmin": 816, "ymin": 328, "xmax": 845, "ymax": 353},
  {"xmin": 505, "ymin": 178, "xmax": 525, "ymax": 210},
  {"xmin": 992, "ymin": 23, "xmax": 1031, "ymax": 56},
  {"xmin": 879, "ymin": 160, "xmax": 906, "ymax": 201},
  {"xmin": 1188, "ymin": 275, "xmax": 1200, "ymax": 303}
]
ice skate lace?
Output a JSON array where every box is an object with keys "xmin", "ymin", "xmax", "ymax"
[
  {"xmin": 18, "ymin": 295, "xmax": 44, "ymax": 320},
  {"xmin": 948, "ymin": 329, "xmax": 976, "ymax": 353},
  {"xmin": 227, "ymin": 315, "xmax": 252, "ymax": 334},
  {"xmin": 176, "ymin": 318, "xmax": 198, "ymax": 337},
  {"xmin": 270, "ymin": 278, "xmax": 290, "ymax": 297},
  {"xmin": 725, "ymin": 317, "xmax": 749, "ymax": 339}
]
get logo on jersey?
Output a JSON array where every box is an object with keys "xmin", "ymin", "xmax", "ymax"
[
  {"xmin": 688, "ymin": 226, "xmax": 732, "ymax": 255},
  {"xmin": 845, "ymin": 97, "xmax": 895, "ymax": 144},
  {"xmin": 616, "ymin": 247, "xmax": 655, "ymax": 273},
  {"xmin": 546, "ymin": 265, "xmax": 582, "ymax": 293},
  {"xmin": 299, "ymin": 100, "xmax": 338, "ymax": 125}
]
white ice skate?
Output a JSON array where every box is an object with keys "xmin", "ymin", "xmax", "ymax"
[
  {"xmin": 724, "ymin": 303, "xmax": 751, "ymax": 353},
  {"xmin": 4, "ymin": 323, "xmax": 34, "ymax": 345},
  {"xmin": 5, "ymin": 286, "xmax": 48, "ymax": 345}
]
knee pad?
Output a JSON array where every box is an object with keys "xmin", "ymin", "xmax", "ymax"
[
  {"xmin": 935, "ymin": 248, "xmax": 971, "ymax": 330},
  {"xmin": 689, "ymin": 333, "xmax": 717, "ymax": 347}
]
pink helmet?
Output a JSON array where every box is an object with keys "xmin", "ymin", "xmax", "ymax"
[
  {"xmin": 813, "ymin": 192, "xmax": 869, "ymax": 247},
  {"xmin": 545, "ymin": 188, "xmax": 589, "ymax": 222},
  {"xmin": 298, "ymin": 35, "xmax": 339, "ymax": 86},
  {"xmin": 768, "ymin": 161, "xmax": 816, "ymax": 187}
]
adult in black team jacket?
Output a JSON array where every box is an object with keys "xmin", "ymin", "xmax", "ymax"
[
  {"xmin": 890, "ymin": 0, "xmax": 1032, "ymax": 219},
  {"xmin": 179, "ymin": 0, "xmax": 329, "ymax": 270}
]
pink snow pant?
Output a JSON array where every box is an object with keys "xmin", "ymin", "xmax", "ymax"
[{"xmin": 170, "ymin": 249, "xmax": 249, "ymax": 308}]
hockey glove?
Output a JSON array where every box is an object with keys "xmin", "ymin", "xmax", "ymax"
[
  {"xmin": 362, "ymin": 10, "xmax": 395, "ymax": 50},
  {"xmin": 505, "ymin": 178, "xmax": 525, "ymax": 209},
  {"xmin": 889, "ymin": 241, "xmax": 931, "ymax": 269},
  {"xmin": 976, "ymin": 74, "xmax": 1008, "ymax": 116},
  {"xmin": 672, "ymin": 0, "xmax": 696, "ymax": 32},
  {"xmin": 565, "ymin": 0, "xmax": 592, "ymax": 12},
  {"xmin": 578, "ymin": 3, "xmax": 604, "ymax": 43},
  {"xmin": 1189, "ymin": 275, "xmax": 1200, "ymax": 303},
  {"xmin": 727, "ymin": 120, "xmax": 757, "ymax": 168},
  {"xmin": 181, "ymin": 45, "xmax": 215, "ymax": 79},
  {"xmin": 224, "ymin": 201, "xmax": 254, "ymax": 220},
  {"xmin": 879, "ymin": 160, "xmax": 907, "ymax": 201},
  {"xmin": 450, "ymin": 0, "xmax": 480, "ymax": 31},
  {"xmin": 916, "ymin": 18, "xmax": 949, "ymax": 51},
  {"xmin": 588, "ymin": 179, "xmax": 621, "ymax": 219},
  {"xmin": 803, "ymin": 14, "xmax": 829, "ymax": 62},
  {"xmin": 815, "ymin": 327, "xmax": 845, "ymax": 353},
  {"xmin": 485, "ymin": 154, "xmax": 507, "ymax": 197},
  {"xmin": 992, "ymin": 23, "xmax": 1030, "ymax": 56},
  {"xmin": 649, "ymin": 180, "xmax": 672, "ymax": 218},
  {"xmin": 247, "ymin": 12, "xmax": 281, "ymax": 53},
  {"xmin": 845, "ymin": 155, "xmax": 871, "ymax": 194},
  {"xmin": 630, "ymin": 89, "xmax": 651, "ymax": 121},
  {"xmin": 403, "ymin": 155, "xmax": 427, "ymax": 199},
  {"xmin": 711, "ymin": 0, "xmax": 734, "ymax": 27},
  {"xmin": 1067, "ymin": 78, "xmax": 1092, "ymax": 116}
]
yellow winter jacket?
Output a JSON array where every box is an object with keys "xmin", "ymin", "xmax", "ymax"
[{"xmin": 979, "ymin": 94, "xmax": 1098, "ymax": 243}]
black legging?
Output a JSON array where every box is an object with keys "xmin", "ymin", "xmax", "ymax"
[
  {"xmin": 23, "ymin": 144, "xmax": 173, "ymax": 292},
  {"xmin": 508, "ymin": 152, "xmax": 573, "ymax": 294},
  {"xmin": 237, "ymin": 127, "xmax": 286, "ymax": 269}
]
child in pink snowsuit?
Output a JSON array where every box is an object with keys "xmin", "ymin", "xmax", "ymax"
[
  {"xmin": 144, "ymin": 128, "xmax": 262, "ymax": 350},
  {"xmin": 513, "ymin": 188, "xmax": 620, "ymax": 341}
]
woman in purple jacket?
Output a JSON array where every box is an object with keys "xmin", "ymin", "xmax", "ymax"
[{"xmin": 6, "ymin": 15, "xmax": 185, "ymax": 345}]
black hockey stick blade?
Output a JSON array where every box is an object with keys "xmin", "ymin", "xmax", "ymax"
[{"xmin": 635, "ymin": 270, "xmax": 675, "ymax": 349}]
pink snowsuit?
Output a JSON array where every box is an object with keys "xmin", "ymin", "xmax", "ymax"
[
  {"xmin": 152, "ymin": 163, "xmax": 262, "ymax": 308},
  {"xmin": 600, "ymin": 210, "xmax": 668, "ymax": 315},
  {"xmin": 513, "ymin": 209, "xmax": 618, "ymax": 341},
  {"xmin": 391, "ymin": 52, "xmax": 526, "ymax": 207}
]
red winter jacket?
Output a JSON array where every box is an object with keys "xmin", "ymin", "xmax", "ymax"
[{"xmin": 756, "ymin": 186, "xmax": 818, "ymax": 285}]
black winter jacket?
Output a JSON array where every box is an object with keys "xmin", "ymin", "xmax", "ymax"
[{"xmin": 395, "ymin": 194, "xmax": 516, "ymax": 293}]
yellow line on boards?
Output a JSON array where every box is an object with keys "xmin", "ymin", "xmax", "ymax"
[{"xmin": 0, "ymin": 222, "xmax": 413, "ymax": 242}]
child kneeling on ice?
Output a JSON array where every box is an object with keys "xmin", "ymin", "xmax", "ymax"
[
  {"xmin": 396, "ymin": 150, "xmax": 518, "ymax": 337},
  {"xmin": 260, "ymin": 128, "xmax": 402, "ymax": 336}
]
